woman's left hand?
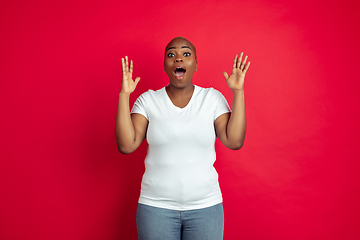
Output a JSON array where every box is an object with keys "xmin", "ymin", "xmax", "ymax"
[{"xmin": 222, "ymin": 53, "xmax": 250, "ymax": 91}]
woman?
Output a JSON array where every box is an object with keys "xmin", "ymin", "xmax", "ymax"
[{"xmin": 115, "ymin": 37, "xmax": 250, "ymax": 240}]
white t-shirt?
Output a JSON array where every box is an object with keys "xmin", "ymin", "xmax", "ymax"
[{"xmin": 131, "ymin": 85, "xmax": 231, "ymax": 210}]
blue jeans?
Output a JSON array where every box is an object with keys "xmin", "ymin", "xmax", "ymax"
[{"xmin": 136, "ymin": 203, "xmax": 224, "ymax": 240}]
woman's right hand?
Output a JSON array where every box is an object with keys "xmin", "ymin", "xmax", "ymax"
[{"xmin": 121, "ymin": 56, "xmax": 141, "ymax": 94}]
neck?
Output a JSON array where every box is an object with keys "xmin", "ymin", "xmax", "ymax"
[
  {"xmin": 166, "ymin": 83, "xmax": 194, "ymax": 98},
  {"xmin": 165, "ymin": 84, "xmax": 195, "ymax": 108}
]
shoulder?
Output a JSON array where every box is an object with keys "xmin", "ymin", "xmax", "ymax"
[
  {"xmin": 195, "ymin": 85, "xmax": 226, "ymax": 101},
  {"xmin": 137, "ymin": 87, "xmax": 165, "ymax": 100}
]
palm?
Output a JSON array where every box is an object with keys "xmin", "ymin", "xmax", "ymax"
[
  {"xmin": 223, "ymin": 53, "xmax": 250, "ymax": 91},
  {"xmin": 122, "ymin": 71, "xmax": 137, "ymax": 93},
  {"xmin": 121, "ymin": 56, "xmax": 140, "ymax": 94}
]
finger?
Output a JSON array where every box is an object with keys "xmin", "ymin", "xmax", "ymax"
[
  {"xmin": 241, "ymin": 55, "xmax": 248, "ymax": 70},
  {"xmin": 243, "ymin": 62, "xmax": 251, "ymax": 74},
  {"xmin": 222, "ymin": 71, "xmax": 229, "ymax": 80},
  {"xmin": 125, "ymin": 56, "xmax": 129, "ymax": 71},
  {"xmin": 134, "ymin": 77, "xmax": 141, "ymax": 85},
  {"xmin": 121, "ymin": 58, "xmax": 126, "ymax": 76},
  {"xmin": 130, "ymin": 60, "xmax": 133, "ymax": 74},
  {"xmin": 237, "ymin": 52, "xmax": 243, "ymax": 68},
  {"xmin": 233, "ymin": 55, "xmax": 237, "ymax": 69}
]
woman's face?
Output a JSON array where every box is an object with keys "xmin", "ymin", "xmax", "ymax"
[{"xmin": 164, "ymin": 37, "xmax": 198, "ymax": 89}]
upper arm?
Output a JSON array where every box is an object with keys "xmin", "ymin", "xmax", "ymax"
[
  {"xmin": 214, "ymin": 112, "xmax": 231, "ymax": 147},
  {"xmin": 129, "ymin": 113, "xmax": 148, "ymax": 152}
]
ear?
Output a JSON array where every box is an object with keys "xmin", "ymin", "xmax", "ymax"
[{"xmin": 196, "ymin": 60, "xmax": 198, "ymax": 71}]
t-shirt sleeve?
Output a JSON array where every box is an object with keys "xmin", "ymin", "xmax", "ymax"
[
  {"xmin": 131, "ymin": 92, "xmax": 149, "ymax": 120},
  {"xmin": 213, "ymin": 89, "xmax": 231, "ymax": 121}
]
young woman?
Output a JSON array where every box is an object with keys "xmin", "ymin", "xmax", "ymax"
[{"xmin": 115, "ymin": 37, "xmax": 250, "ymax": 240}]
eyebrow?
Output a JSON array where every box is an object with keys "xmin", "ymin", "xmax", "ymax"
[{"xmin": 166, "ymin": 46, "xmax": 192, "ymax": 51}]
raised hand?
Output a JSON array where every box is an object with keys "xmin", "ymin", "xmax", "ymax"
[
  {"xmin": 121, "ymin": 56, "xmax": 141, "ymax": 94},
  {"xmin": 222, "ymin": 53, "xmax": 250, "ymax": 91}
]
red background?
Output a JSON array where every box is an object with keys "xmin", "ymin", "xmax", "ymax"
[{"xmin": 1, "ymin": 0, "xmax": 360, "ymax": 239}]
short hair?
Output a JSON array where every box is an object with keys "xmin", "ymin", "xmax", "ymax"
[{"xmin": 165, "ymin": 37, "xmax": 197, "ymax": 60}]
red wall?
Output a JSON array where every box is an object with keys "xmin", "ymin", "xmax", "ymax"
[{"xmin": 1, "ymin": 0, "xmax": 359, "ymax": 239}]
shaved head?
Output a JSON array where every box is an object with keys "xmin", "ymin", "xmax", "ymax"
[{"xmin": 165, "ymin": 37, "xmax": 197, "ymax": 60}]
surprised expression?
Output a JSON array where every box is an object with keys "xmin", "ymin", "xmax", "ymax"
[{"xmin": 164, "ymin": 38, "xmax": 198, "ymax": 88}]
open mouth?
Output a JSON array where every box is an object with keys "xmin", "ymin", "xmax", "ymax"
[{"xmin": 174, "ymin": 67, "xmax": 186, "ymax": 79}]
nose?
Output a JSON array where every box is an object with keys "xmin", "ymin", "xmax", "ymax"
[{"xmin": 175, "ymin": 56, "xmax": 183, "ymax": 62}]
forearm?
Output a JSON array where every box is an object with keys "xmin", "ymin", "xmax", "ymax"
[
  {"xmin": 226, "ymin": 89, "xmax": 246, "ymax": 149},
  {"xmin": 115, "ymin": 93, "xmax": 136, "ymax": 153}
]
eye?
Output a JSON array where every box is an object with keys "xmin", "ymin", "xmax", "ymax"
[
  {"xmin": 167, "ymin": 53, "xmax": 175, "ymax": 57},
  {"xmin": 184, "ymin": 52, "xmax": 191, "ymax": 57}
]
